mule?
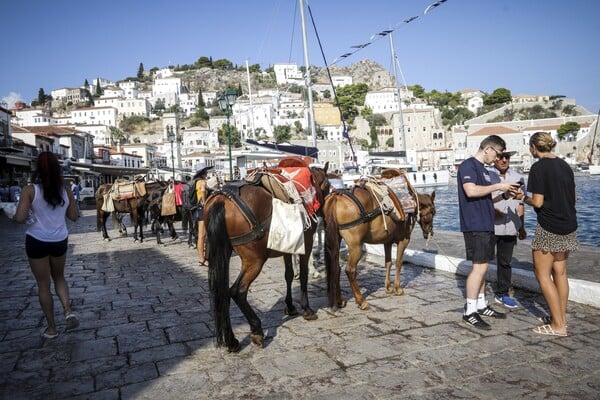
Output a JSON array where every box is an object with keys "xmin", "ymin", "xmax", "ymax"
[
  {"xmin": 205, "ymin": 159, "xmax": 330, "ymax": 352},
  {"xmin": 323, "ymin": 170, "xmax": 436, "ymax": 310},
  {"xmin": 143, "ymin": 185, "xmax": 180, "ymax": 246},
  {"xmin": 95, "ymin": 181, "xmax": 166, "ymax": 242}
]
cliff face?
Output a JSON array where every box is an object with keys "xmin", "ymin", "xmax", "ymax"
[{"xmin": 177, "ymin": 59, "xmax": 395, "ymax": 93}]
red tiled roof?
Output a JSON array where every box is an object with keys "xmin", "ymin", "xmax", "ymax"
[{"xmin": 471, "ymin": 125, "xmax": 520, "ymax": 136}]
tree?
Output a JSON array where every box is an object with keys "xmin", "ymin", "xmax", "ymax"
[
  {"xmin": 195, "ymin": 56, "xmax": 213, "ymax": 68},
  {"xmin": 83, "ymin": 79, "xmax": 89, "ymax": 88},
  {"xmin": 197, "ymin": 88, "xmax": 205, "ymax": 107},
  {"xmin": 323, "ymin": 89, "xmax": 331, "ymax": 99},
  {"xmin": 273, "ymin": 125, "xmax": 292, "ymax": 143},
  {"xmin": 137, "ymin": 62, "xmax": 144, "ymax": 80},
  {"xmin": 407, "ymin": 84, "xmax": 425, "ymax": 99},
  {"xmin": 94, "ymin": 78, "xmax": 103, "ymax": 97},
  {"xmin": 213, "ymin": 58, "xmax": 234, "ymax": 70},
  {"xmin": 557, "ymin": 121, "xmax": 580, "ymax": 140},
  {"xmin": 37, "ymin": 88, "xmax": 47, "ymax": 105},
  {"xmin": 217, "ymin": 124, "xmax": 241, "ymax": 148},
  {"xmin": 484, "ymin": 88, "xmax": 512, "ymax": 105}
]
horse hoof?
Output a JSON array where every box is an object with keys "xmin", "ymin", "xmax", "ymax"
[
  {"xmin": 227, "ymin": 339, "xmax": 241, "ymax": 353},
  {"xmin": 250, "ymin": 333, "xmax": 264, "ymax": 348},
  {"xmin": 337, "ymin": 300, "xmax": 347, "ymax": 309},
  {"xmin": 358, "ymin": 302, "xmax": 370, "ymax": 310},
  {"xmin": 303, "ymin": 310, "xmax": 318, "ymax": 321},
  {"xmin": 394, "ymin": 288, "xmax": 404, "ymax": 296},
  {"xmin": 385, "ymin": 287, "xmax": 393, "ymax": 295},
  {"xmin": 103, "ymin": 238, "xmax": 111, "ymax": 242},
  {"xmin": 284, "ymin": 306, "xmax": 299, "ymax": 316}
]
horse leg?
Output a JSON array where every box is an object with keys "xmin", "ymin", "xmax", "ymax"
[
  {"xmin": 384, "ymin": 243, "xmax": 395, "ymax": 294},
  {"xmin": 168, "ymin": 217, "xmax": 178, "ymax": 240},
  {"xmin": 345, "ymin": 241, "xmax": 369, "ymax": 310},
  {"xmin": 132, "ymin": 210, "xmax": 140, "ymax": 243},
  {"xmin": 155, "ymin": 217, "xmax": 164, "ymax": 245},
  {"xmin": 296, "ymin": 252, "xmax": 317, "ymax": 320},
  {"xmin": 393, "ymin": 239, "xmax": 409, "ymax": 296},
  {"xmin": 283, "ymin": 255, "xmax": 299, "ymax": 316},
  {"xmin": 100, "ymin": 211, "xmax": 111, "ymax": 241},
  {"xmin": 230, "ymin": 260, "xmax": 266, "ymax": 348}
]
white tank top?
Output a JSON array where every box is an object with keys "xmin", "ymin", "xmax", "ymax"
[{"xmin": 26, "ymin": 184, "xmax": 69, "ymax": 242}]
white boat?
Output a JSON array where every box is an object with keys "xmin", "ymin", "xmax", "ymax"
[{"xmin": 589, "ymin": 165, "xmax": 600, "ymax": 175}]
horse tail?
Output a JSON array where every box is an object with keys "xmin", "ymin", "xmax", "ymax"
[
  {"xmin": 323, "ymin": 196, "xmax": 341, "ymax": 308},
  {"xmin": 205, "ymin": 199, "xmax": 235, "ymax": 349}
]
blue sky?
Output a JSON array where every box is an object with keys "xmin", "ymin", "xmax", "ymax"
[{"xmin": 3, "ymin": 0, "xmax": 599, "ymax": 113}]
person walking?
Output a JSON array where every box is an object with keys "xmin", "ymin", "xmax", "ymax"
[
  {"xmin": 13, "ymin": 152, "xmax": 80, "ymax": 339},
  {"xmin": 488, "ymin": 151, "xmax": 526, "ymax": 309},
  {"xmin": 457, "ymin": 135, "xmax": 521, "ymax": 330},
  {"xmin": 523, "ymin": 131, "xmax": 578, "ymax": 337},
  {"xmin": 192, "ymin": 165, "xmax": 213, "ymax": 266},
  {"xmin": 70, "ymin": 179, "xmax": 81, "ymax": 216}
]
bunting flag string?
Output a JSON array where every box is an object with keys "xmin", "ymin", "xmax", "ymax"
[{"xmin": 330, "ymin": 0, "xmax": 448, "ymax": 66}]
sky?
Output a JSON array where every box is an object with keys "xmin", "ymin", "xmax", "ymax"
[{"xmin": 2, "ymin": 0, "xmax": 599, "ymax": 113}]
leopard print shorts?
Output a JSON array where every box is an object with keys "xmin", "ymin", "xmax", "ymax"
[{"xmin": 531, "ymin": 223, "xmax": 579, "ymax": 253}]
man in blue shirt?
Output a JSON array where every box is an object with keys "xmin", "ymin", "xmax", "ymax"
[{"xmin": 457, "ymin": 135, "xmax": 521, "ymax": 330}]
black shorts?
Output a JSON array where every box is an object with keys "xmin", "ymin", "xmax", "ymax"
[
  {"xmin": 463, "ymin": 231, "xmax": 495, "ymax": 263},
  {"xmin": 25, "ymin": 234, "xmax": 68, "ymax": 259},
  {"xmin": 194, "ymin": 206, "xmax": 204, "ymax": 221}
]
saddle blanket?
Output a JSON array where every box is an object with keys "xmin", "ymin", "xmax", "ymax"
[
  {"xmin": 267, "ymin": 198, "xmax": 305, "ymax": 255},
  {"xmin": 381, "ymin": 175, "xmax": 416, "ymax": 214},
  {"xmin": 280, "ymin": 167, "xmax": 320, "ymax": 216}
]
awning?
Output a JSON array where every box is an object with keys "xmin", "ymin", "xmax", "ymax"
[
  {"xmin": 4, "ymin": 155, "xmax": 32, "ymax": 167},
  {"xmin": 246, "ymin": 139, "xmax": 319, "ymax": 159},
  {"xmin": 69, "ymin": 161, "xmax": 149, "ymax": 177}
]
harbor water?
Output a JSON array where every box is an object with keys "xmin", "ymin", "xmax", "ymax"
[{"xmin": 421, "ymin": 175, "xmax": 600, "ymax": 247}]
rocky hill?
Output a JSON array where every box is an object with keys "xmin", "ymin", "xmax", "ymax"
[{"xmin": 176, "ymin": 59, "xmax": 396, "ymax": 94}]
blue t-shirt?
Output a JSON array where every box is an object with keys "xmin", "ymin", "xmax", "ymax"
[{"xmin": 457, "ymin": 157, "xmax": 495, "ymax": 232}]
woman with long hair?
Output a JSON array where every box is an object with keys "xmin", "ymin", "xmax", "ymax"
[
  {"xmin": 524, "ymin": 132, "xmax": 578, "ymax": 337},
  {"xmin": 14, "ymin": 151, "xmax": 80, "ymax": 339}
]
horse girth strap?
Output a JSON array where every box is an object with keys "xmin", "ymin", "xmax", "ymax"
[
  {"xmin": 218, "ymin": 186, "xmax": 270, "ymax": 246},
  {"xmin": 335, "ymin": 189, "xmax": 382, "ymax": 230}
]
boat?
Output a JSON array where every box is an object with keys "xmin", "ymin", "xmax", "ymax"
[{"xmin": 587, "ymin": 107, "xmax": 600, "ymax": 175}]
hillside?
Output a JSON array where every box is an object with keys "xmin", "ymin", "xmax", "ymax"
[{"xmin": 175, "ymin": 59, "xmax": 395, "ymax": 94}]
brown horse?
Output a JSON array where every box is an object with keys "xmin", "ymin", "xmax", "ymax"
[
  {"xmin": 95, "ymin": 181, "xmax": 166, "ymax": 242},
  {"xmin": 205, "ymin": 159, "xmax": 330, "ymax": 352},
  {"xmin": 323, "ymin": 171, "xmax": 436, "ymax": 310}
]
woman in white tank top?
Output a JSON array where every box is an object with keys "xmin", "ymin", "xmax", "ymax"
[{"xmin": 14, "ymin": 152, "xmax": 80, "ymax": 339}]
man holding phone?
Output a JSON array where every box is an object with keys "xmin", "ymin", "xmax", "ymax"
[{"xmin": 488, "ymin": 150, "xmax": 527, "ymax": 309}]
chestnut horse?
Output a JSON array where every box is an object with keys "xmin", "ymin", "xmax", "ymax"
[
  {"xmin": 205, "ymin": 159, "xmax": 330, "ymax": 352},
  {"xmin": 323, "ymin": 170, "xmax": 436, "ymax": 310},
  {"xmin": 95, "ymin": 181, "xmax": 166, "ymax": 242}
]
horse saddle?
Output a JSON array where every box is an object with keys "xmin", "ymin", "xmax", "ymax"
[
  {"xmin": 111, "ymin": 181, "xmax": 146, "ymax": 200},
  {"xmin": 361, "ymin": 177, "xmax": 406, "ymax": 222}
]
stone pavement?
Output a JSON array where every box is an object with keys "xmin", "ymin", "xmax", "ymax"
[{"xmin": 0, "ymin": 208, "xmax": 599, "ymax": 399}]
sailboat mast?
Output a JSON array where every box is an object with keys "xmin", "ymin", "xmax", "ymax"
[
  {"xmin": 389, "ymin": 32, "xmax": 406, "ymax": 156},
  {"xmin": 299, "ymin": 0, "xmax": 317, "ymax": 148},
  {"xmin": 245, "ymin": 60, "xmax": 256, "ymax": 140}
]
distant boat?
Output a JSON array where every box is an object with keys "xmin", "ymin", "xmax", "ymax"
[{"xmin": 587, "ymin": 107, "xmax": 599, "ymax": 175}]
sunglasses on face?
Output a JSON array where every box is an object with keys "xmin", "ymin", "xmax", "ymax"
[{"xmin": 499, "ymin": 154, "xmax": 511, "ymax": 160}]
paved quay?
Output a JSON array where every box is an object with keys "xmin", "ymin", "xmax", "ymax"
[{"xmin": 1, "ymin": 208, "xmax": 599, "ymax": 399}]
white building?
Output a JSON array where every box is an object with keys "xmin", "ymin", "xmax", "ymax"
[
  {"xmin": 468, "ymin": 96, "xmax": 484, "ymax": 114},
  {"xmin": 364, "ymin": 87, "xmax": 412, "ymax": 114},
  {"xmin": 117, "ymin": 80, "xmax": 140, "ymax": 98},
  {"xmin": 331, "ymin": 75, "xmax": 352, "ymax": 87},
  {"xmin": 74, "ymin": 124, "xmax": 111, "ymax": 146},
  {"xmin": 69, "ymin": 106, "xmax": 118, "ymax": 127},
  {"xmin": 51, "ymin": 87, "xmax": 87, "ymax": 104},
  {"xmin": 178, "ymin": 92, "xmax": 197, "ymax": 117},
  {"xmin": 273, "ymin": 63, "xmax": 303, "ymax": 85},
  {"xmin": 13, "ymin": 109, "xmax": 61, "ymax": 126},
  {"xmin": 181, "ymin": 127, "xmax": 219, "ymax": 153},
  {"xmin": 102, "ymin": 86, "xmax": 124, "ymax": 98},
  {"xmin": 93, "ymin": 98, "xmax": 151, "ymax": 119}
]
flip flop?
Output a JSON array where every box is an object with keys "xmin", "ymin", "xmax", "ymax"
[
  {"xmin": 536, "ymin": 315, "xmax": 552, "ymax": 325},
  {"xmin": 532, "ymin": 324, "xmax": 567, "ymax": 337},
  {"xmin": 65, "ymin": 313, "xmax": 80, "ymax": 331},
  {"xmin": 198, "ymin": 260, "xmax": 209, "ymax": 267},
  {"xmin": 41, "ymin": 328, "xmax": 59, "ymax": 339}
]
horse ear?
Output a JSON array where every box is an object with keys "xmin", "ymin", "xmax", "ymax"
[
  {"xmin": 324, "ymin": 161, "xmax": 329, "ymax": 174},
  {"xmin": 430, "ymin": 191, "xmax": 436, "ymax": 202}
]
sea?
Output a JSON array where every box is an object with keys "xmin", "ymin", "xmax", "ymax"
[{"xmin": 419, "ymin": 175, "xmax": 600, "ymax": 247}]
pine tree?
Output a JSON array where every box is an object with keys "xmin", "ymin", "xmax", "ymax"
[
  {"xmin": 198, "ymin": 88, "xmax": 205, "ymax": 107},
  {"xmin": 37, "ymin": 88, "xmax": 46, "ymax": 105},
  {"xmin": 137, "ymin": 62, "xmax": 144, "ymax": 80},
  {"xmin": 84, "ymin": 79, "xmax": 89, "ymax": 88},
  {"xmin": 95, "ymin": 78, "xmax": 102, "ymax": 96}
]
